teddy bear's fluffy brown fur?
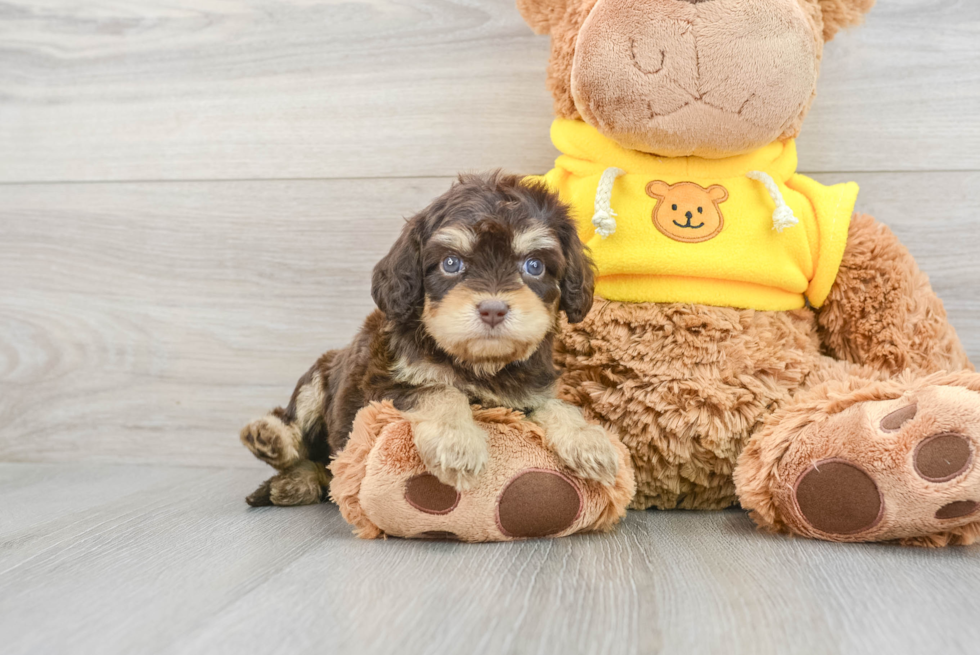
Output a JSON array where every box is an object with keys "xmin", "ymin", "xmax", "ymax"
[{"xmin": 520, "ymin": 0, "xmax": 980, "ymax": 545}]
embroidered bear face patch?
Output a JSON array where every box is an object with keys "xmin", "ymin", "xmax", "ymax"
[{"xmin": 646, "ymin": 181, "xmax": 729, "ymax": 244}]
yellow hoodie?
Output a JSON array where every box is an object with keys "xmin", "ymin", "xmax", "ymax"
[{"xmin": 530, "ymin": 119, "xmax": 860, "ymax": 311}]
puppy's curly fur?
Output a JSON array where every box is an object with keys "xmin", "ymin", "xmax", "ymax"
[{"xmin": 241, "ymin": 172, "xmax": 619, "ymax": 506}]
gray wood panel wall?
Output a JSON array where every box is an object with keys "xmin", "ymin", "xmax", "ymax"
[{"xmin": 2, "ymin": 0, "xmax": 979, "ymax": 469}]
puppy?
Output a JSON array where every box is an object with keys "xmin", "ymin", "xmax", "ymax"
[{"xmin": 240, "ymin": 172, "xmax": 619, "ymax": 506}]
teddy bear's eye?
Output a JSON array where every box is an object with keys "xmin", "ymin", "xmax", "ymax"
[
  {"xmin": 698, "ymin": 207, "xmax": 703, "ymax": 214},
  {"xmin": 672, "ymin": 204, "xmax": 678, "ymax": 211}
]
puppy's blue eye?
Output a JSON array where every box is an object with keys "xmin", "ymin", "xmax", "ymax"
[
  {"xmin": 442, "ymin": 255, "xmax": 463, "ymax": 274},
  {"xmin": 523, "ymin": 258, "xmax": 545, "ymax": 277}
]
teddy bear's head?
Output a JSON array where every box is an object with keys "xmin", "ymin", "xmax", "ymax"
[{"xmin": 518, "ymin": 0, "xmax": 875, "ymax": 158}]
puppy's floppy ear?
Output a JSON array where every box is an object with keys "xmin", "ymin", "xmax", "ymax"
[
  {"xmin": 372, "ymin": 218, "xmax": 425, "ymax": 323},
  {"xmin": 816, "ymin": 0, "xmax": 875, "ymax": 41},
  {"xmin": 554, "ymin": 213, "xmax": 595, "ymax": 324}
]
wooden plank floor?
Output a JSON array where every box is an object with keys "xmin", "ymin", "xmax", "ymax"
[
  {"xmin": 1, "ymin": 462, "xmax": 978, "ymax": 655},
  {"xmin": 2, "ymin": 1, "xmax": 980, "ymax": 653}
]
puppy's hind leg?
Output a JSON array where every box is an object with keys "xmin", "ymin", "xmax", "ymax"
[
  {"xmin": 241, "ymin": 364, "xmax": 328, "ymax": 472},
  {"xmin": 246, "ymin": 461, "xmax": 332, "ymax": 507},
  {"xmin": 241, "ymin": 414, "xmax": 304, "ymax": 472}
]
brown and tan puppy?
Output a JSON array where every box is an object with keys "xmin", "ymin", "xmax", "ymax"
[{"xmin": 240, "ymin": 172, "xmax": 618, "ymax": 506}]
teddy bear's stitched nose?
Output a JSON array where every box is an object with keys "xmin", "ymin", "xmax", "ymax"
[
  {"xmin": 685, "ymin": 211, "xmax": 693, "ymax": 220},
  {"xmin": 678, "ymin": 0, "xmax": 714, "ymax": 4}
]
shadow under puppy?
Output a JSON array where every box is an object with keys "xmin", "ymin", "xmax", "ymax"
[{"xmin": 241, "ymin": 172, "xmax": 619, "ymax": 506}]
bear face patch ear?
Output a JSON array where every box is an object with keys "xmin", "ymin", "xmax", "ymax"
[
  {"xmin": 817, "ymin": 0, "xmax": 876, "ymax": 42},
  {"xmin": 646, "ymin": 180, "xmax": 670, "ymax": 200},
  {"xmin": 707, "ymin": 185, "xmax": 729, "ymax": 203},
  {"xmin": 516, "ymin": 0, "xmax": 570, "ymax": 35}
]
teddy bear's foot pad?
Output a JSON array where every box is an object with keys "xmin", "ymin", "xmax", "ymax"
[
  {"xmin": 495, "ymin": 470, "xmax": 582, "ymax": 538},
  {"xmin": 398, "ymin": 469, "xmax": 583, "ymax": 540},
  {"xmin": 776, "ymin": 383, "xmax": 980, "ymax": 542},
  {"xmin": 794, "ymin": 460, "xmax": 883, "ymax": 535},
  {"xmin": 404, "ymin": 474, "xmax": 460, "ymax": 514}
]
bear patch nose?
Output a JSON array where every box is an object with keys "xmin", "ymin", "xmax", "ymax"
[
  {"xmin": 685, "ymin": 211, "xmax": 693, "ymax": 220},
  {"xmin": 477, "ymin": 300, "xmax": 509, "ymax": 328}
]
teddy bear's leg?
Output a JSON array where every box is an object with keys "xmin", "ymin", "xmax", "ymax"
[
  {"xmin": 332, "ymin": 403, "xmax": 635, "ymax": 541},
  {"xmin": 736, "ymin": 211, "xmax": 980, "ymax": 545},
  {"xmin": 735, "ymin": 365, "xmax": 980, "ymax": 545},
  {"xmin": 816, "ymin": 212, "xmax": 971, "ymax": 376}
]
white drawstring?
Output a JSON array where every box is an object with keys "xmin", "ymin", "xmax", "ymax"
[
  {"xmin": 591, "ymin": 167, "xmax": 625, "ymax": 238},
  {"xmin": 746, "ymin": 170, "xmax": 798, "ymax": 232}
]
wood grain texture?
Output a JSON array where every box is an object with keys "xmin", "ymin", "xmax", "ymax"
[
  {"xmin": 2, "ymin": 173, "xmax": 979, "ymax": 467},
  {"xmin": 0, "ymin": 462, "xmax": 977, "ymax": 655},
  {"xmin": 0, "ymin": 177, "xmax": 454, "ymax": 467},
  {"xmin": 0, "ymin": 0, "xmax": 978, "ymax": 183}
]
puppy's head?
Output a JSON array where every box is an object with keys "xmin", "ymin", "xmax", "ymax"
[{"xmin": 372, "ymin": 172, "xmax": 594, "ymax": 366}]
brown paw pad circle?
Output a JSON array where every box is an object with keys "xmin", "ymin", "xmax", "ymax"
[
  {"xmin": 913, "ymin": 433, "xmax": 973, "ymax": 482},
  {"xmin": 794, "ymin": 460, "xmax": 883, "ymax": 536},
  {"xmin": 496, "ymin": 469, "xmax": 583, "ymax": 539},
  {"xmin": 935, "ymin": 501, "xmax": 979, "ymax": 520},
  {"xmin": 880, "ymin": 403, "xmax": 917, "ymax": 432},
  {"xmin": 404, "ymin": 474, "xmax": 460, "ymax": 514}
]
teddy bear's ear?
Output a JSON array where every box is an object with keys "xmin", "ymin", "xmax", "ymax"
[
  {"xmin": 516, "ymin": 0, "xmax": 569, "ymax": 35},
  {"xmin": 646, "ymin": 180, "xmax": 670, "ymax": 200},
  {"xmin": 817, "ymin": 0, "xmax": 876, "ymax": 41},
  {"xmin": 707, "ymin": 185, "xmax": 729, "ymax": 203}
]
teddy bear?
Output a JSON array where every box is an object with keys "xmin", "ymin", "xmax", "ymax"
[{"xmin": 517, "ymin": 0, "xmax": 980, "ymax": 546}]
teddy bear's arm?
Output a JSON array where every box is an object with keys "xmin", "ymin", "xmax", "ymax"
[{"xmin": 816, "ymin": 213, "xmax": 971, "ymax": 376}]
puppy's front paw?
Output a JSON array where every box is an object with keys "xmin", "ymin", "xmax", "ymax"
[
  {"xmin": 550, "ymin": 423, "xmax": 619, "ymax": 487},
  {"xmin": 413, "ymin": 419, "xmax": 489, "ymax": 491}
]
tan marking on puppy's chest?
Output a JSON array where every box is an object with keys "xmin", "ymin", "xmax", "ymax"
[{"xmin": 392, "ymin": 358, "xmax": 458, "ymax": 388}]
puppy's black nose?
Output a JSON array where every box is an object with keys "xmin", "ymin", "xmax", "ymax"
[
  {"xmin": 685, "ymin": 210, "xmax": 693, "ymax": 220},
  {"xmin": 478, "ymin": 300, "xmax": 509, "ymax": 328}
]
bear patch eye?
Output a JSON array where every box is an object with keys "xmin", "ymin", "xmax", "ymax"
[
  {"xmin": 698, "ymin": 207, "xmax": 703, "ymax": 214},
  {"xmin": 442, "ymin": 255, "xmax": 463, "ymax": 274},
  {"xmin": 672, "ymin": 204, "xmax": 678, "ymax": 211},
  {"xmin": 523, "ymin": 258, "xmax": 545, "ymax": 277}
]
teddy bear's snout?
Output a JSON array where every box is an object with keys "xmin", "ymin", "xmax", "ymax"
[
  {"xmin": 569, "ymin": 0, "xmax": 820, "ymax": 157},
  {"xmin": 685, "ymin": 210, "xmax": 693, "ymax": 220}
]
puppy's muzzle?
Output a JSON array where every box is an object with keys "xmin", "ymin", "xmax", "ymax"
[{"xmin": 477, "ymin": 300, "xmax": 510, "ymax": 328}]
